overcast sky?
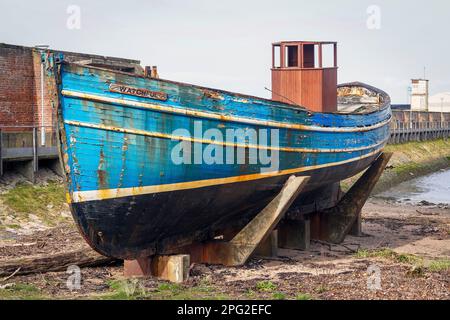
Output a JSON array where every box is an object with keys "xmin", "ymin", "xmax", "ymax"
[{"xmin": 1, "ymin": 0, "xmax": 449, "ymax": 103}]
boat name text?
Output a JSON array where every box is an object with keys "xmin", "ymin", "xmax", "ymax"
[{"xmin": 109, "ymin": 84, "xmax": 168, "ymax": 101}]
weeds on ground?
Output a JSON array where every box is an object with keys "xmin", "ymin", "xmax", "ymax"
[
  {"xmin": 428, "ymin": 259, "xmax": 450, "ymax": 272},
  {"xmin": 101, "ymin": 279, "xmax": 148, "ymax": 300},
  {"xmin": 0, "ymin": 283, "xmax": 47, "ymax": 300},
  {"xmin": 153, "ymin": 279, "xmax": 227, "ymax": 300},
  {"xmin": 354, "ymin": 248, "xmax": 449, "ymax": 273},
  {"xmin": 272, "ymin": 292, "xmax": 286, "ymax": 300},
  {"xmin": 296, "ymin": 293, "xmax": 313, "ymax": 300},
  {"xmin": 255, "ymin": 280, "xmax": 277, "ymax": 292}
]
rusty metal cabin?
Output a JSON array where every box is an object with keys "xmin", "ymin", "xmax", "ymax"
[{"xmin": 271, "ymin": 41, "xmax": 338, "ymax": 113}]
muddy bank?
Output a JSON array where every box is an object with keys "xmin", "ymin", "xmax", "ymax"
[
  {"xmin": 377, "ymin": 169, "xmax": 450, "ymax": 205},
  {"xmin": 343, "ymin": 139, "xmax": 450, "ymax": 194}
]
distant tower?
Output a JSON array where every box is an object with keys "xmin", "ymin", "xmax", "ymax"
[
  {"xmin": 271, "ymin": 41, "xmax": 338, "ymax": 112},
  {"xmin": 410, "ymin": 79, "xmax": 429, "ymax": 111}
]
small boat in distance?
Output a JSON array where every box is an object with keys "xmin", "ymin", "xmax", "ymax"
[{"xmin": 56, "ymin": 41, "xmax": 391, "ymax": 259}]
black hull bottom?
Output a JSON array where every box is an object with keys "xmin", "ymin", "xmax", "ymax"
[{"xmin": 71, "ymin": 153, "xmax": 380, "ymax": 259}]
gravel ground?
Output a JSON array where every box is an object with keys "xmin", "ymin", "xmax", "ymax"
[{"xmin": 0, "ymin": 197, "xmax": 448, "ymax": 300}]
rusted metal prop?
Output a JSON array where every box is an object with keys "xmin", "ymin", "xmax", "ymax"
[
  {"xmin": 186, "ymin": 175, "xmax": 310, "ymax": 266},
  {"xmin": 310, "ymin": 152, "xmax": 393, "ymax": 244}
]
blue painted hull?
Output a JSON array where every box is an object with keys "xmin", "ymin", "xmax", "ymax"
[{"xmin": 56, "ymin": 63, "xmax": 391, "ymax": 258}]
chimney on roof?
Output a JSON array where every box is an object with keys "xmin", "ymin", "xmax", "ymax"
[{"xmin": 145, "ymin": 66, "xmax": 159, "ymax": 79}]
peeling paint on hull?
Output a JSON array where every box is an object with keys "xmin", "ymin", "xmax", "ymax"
[{"xmin": 56, "ymin": 63, "xmax": 391, "ymax": 259}]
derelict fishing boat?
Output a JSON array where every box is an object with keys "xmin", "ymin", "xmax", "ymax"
[{"xmin": 56, "ymin": 41, "xmax": 391, "ymax": 259}]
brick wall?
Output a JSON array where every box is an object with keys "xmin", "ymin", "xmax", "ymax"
[
  {"xmin": 0, "ymin": 43, "xmax": 142, "ymax": 136},
  {"xmin": 0, "ymin": 44, "xmax": 36, "ymax": 128}
]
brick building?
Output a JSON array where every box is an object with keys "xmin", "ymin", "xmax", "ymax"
[
  {"xmin": 0, "ymin": 43, "xmax": 143, "ymax": 179},
  {"xmin": 0, "ymin": 43, "xmax": 143, "ymax": 130}
]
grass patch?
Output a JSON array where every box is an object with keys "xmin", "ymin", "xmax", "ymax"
[
  {"xmin": 355, "ymin": 249, "xmax": 450, "ymax": 273},
  {"xmin": 101, "ymin": 279, "xmax": 148, "ymax": 300},
  {"xmin": 153, "ymin": 280, "xmax": 226, "ymax": 300},
  {"xmin": 246, "ymin": 289, "xmax": 256, "ymax": 298},
  {"xmin": 255, "ymin": 280, "xmax": 277, "ymax": 292},
  {"xmin": 100, "ymin": 278, "xmax": 228, "ymax": 300},
  {"xmin": 5, "ymin": 224, "xmax": 20, "ymax": 229},
  {"xmin": 354, "ymin": 248, "xmax": 423, "ymax": 265},
  {"xmin": 0, "ymin": 283, "xmax": 47, "ymax": 300},
  {"xmin": 428, "ymin": 259, "xmax": 450, "ymax": 272},
  {"xmin": 354, "ymin": 248, "xmax": 397, "ymax": 259},
  {"xmin": 315, "ymin": 285, "xmax": 328, "ymax": 294},
  {"xmin": 296, "ymin": 293, "xmax": 313, "ymax": 300},
  {"xmin": 391, "ymin": 162, "xmax": 422, "ymax": 176},
  {"xmin": 0, "ymin": 181, "xmax": 66, "ymax": 225},
  {"xmin": 157, "ymin": 282, "xmax": 182, "ymax": 292},
  {"xmin": 272, "ymin": 292, "xmax": 286, "ymax": 300},
  {"xmin": 397, "ymin": 253, "xmax": 422, "ymax": 265}
]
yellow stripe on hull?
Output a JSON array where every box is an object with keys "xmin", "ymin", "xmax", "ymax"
[
  {"xmin": 69, "ymin": 147, "xmax": 383, "ymax": 203},
  {"xmin": 64, "ymin": 120, "xmax": 388, "ymax": 153}
]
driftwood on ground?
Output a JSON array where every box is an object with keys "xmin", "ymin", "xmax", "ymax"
[{"xmin": 0, "ymin": 249, "xmax": 117, "ymax": 277}]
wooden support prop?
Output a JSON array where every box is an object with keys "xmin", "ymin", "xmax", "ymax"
[
  {"xmin": 124, "ymin": 255, "xmax": 190, "ymax": 283},
  {"xmin": 188, "ymin": 175, "xmax": 310, "ymax": 266},
  {"xmin": 311, "ymin": 152, "xmax": 392, "ymax": 244},
  {"xmin": 151, "ymin": 255, "xmax": 190, "ymax": 283}
]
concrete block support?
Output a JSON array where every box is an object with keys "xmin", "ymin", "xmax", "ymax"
[
  {"xmin": 278, "ymin": 218, "xmax": 310, "ymax": 250},
  {"xmin": 253, "ymin": 230, "xmax": 278, "ymax": 257}
]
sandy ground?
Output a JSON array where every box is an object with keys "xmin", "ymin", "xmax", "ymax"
[
  {"xmin": 0, "ymin": 170, "xmax": 68, "ymax": 239},
  {"xmin": 0, "ymin": 197, "xmax": 448, "ymax": 300}
]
